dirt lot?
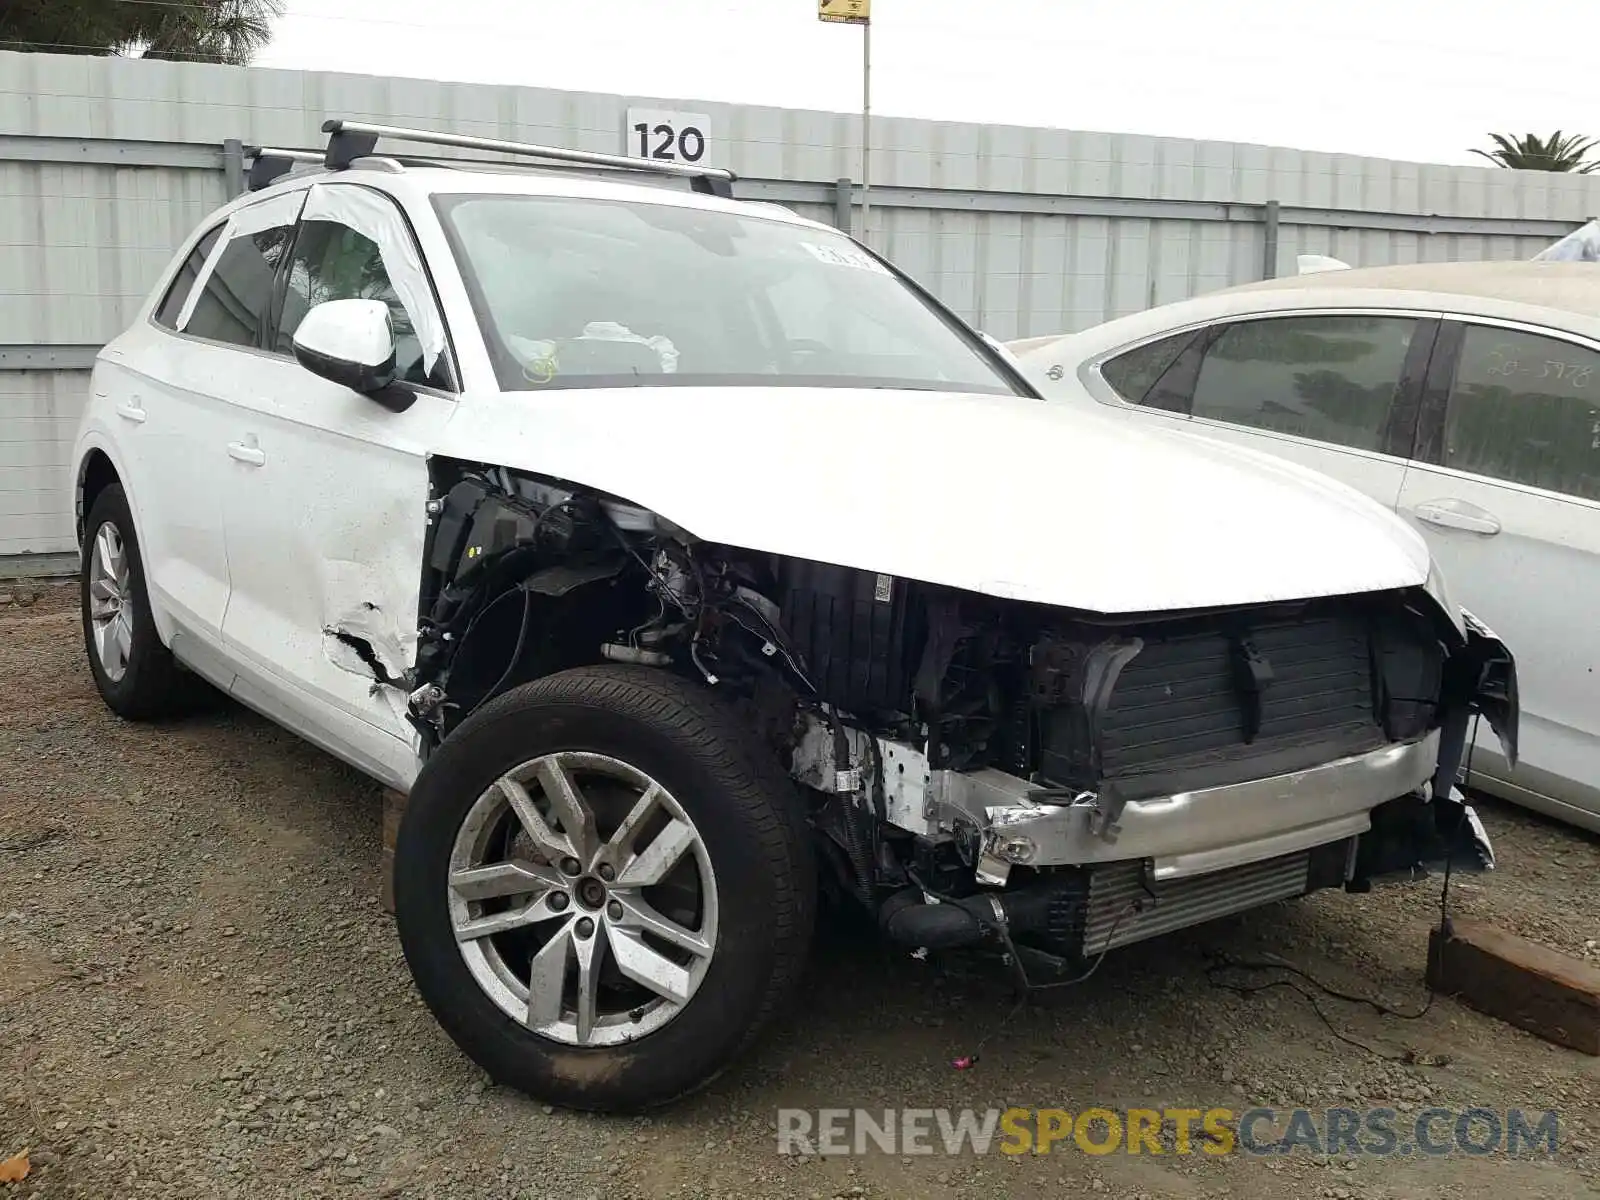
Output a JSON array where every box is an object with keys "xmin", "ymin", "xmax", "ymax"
[{"xmin": 2, "ymin": 580, "xmax": 1598, "ymax": 1200}]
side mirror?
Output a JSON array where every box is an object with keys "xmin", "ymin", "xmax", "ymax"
[{"xmin": 291, "ymin": 298, "xmax": 397, "ymax": 394}]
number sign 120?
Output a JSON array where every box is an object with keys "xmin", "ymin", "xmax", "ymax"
[{"xmin": 625, "ymin": 108, "xmax": 711, "ymax": 165}]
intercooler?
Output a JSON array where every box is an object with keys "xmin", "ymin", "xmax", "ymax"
[{"xmin": 1080, "ymin": 850, "xmax": 1315, "ymax": 954}]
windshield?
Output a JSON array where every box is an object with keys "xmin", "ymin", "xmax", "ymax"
[{"xmin": 434, "ymin": 193, "xmax": 1022, "ymax": 395}]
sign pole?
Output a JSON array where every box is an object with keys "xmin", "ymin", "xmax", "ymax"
[
  {"xmin": 818, "ymin": 0, "xmax": 872, "ymax": 243},
  {"xmin": 861, "ymin": 18, "xmax": 871, "ymax": 246}
]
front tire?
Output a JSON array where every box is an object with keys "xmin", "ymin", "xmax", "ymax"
[
  {"xmin": 80, "ymin": 483, "xmax": 206, "ymax": 720},
  {"xmin": 394, "ymin": 665, "xmax": 816, "ymax": 1112}
]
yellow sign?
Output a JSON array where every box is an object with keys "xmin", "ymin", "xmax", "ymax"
[{"xmin": 818, "ymin": 0, "xmax": 870, "ymax": 24}]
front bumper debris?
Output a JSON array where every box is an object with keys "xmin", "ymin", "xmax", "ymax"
[
  {"xmin": 1457, "ymin": 608, "xmax": 1520, "ymax": 766},
  {"xmin": 1426, "ymin": 608, "xmax": 1519, "ymax": 809},
  {"xmin": 788, "ymin": 605, "xmax": 1516, "ymax": 966},
  {"xmin": 1348, "ymin": 783, "xmax": 1495, "ymax": 887},
  {"xmin": 792, "ymin": 716, "xmax": 1441, "ymax": 885},
  {"xmin": 792, "ymin": 604, "xmax": 1516, "ymax": 908}
]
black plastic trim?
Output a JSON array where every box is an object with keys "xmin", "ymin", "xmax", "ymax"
[
  {"xmin": 1380, "ymin": 316, "xmax": 1440, "ymax": 459},
  {"xmin": 290, "ymin": 338, "xmax": 407, "ymax": 406},
  {"xmin": 690, "ymin": 175, "xmax": 736, "ymax": 199},
  {"xmin": 246, "ymin": 154, "xmax": 298, "ymax": 191},
  {"xmin": 1142, "ymin": 323, "xmax": 1222, "ymax": 414},
  {"xmin": 1413, "ymin": 319, "xmax": 1464, "ymax": 466},
  {"xmin": 322, "ymin": 120, "xmax": 380, "ymax": 170}
]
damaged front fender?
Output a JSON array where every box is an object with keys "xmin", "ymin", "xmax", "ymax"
[
  {"xmin": 1426, "ymin": 605, "xmax": 1518, "ymax": 815},
  {"xmin": 1456, "ymin": 608, "xmax": 1519, "ymax": 769}
]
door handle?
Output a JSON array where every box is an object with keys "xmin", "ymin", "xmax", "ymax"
[
  {"xmin": 227, "ymin": 438, "xmax": 266, "ymax": 467},
  {"xmin": 114, "ymin": 399, "xmax": 146, "ymax": 424},
  {"xmin": 1413, "ymin": 499, "xmax": 1501, "ymax": 535}
]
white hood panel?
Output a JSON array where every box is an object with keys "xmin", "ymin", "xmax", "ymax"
[{"xmin": 433, "ymin": 386, "xmax": 1430, "ymax": 615}]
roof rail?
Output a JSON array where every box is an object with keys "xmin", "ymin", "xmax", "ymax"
[{"xmin": 320, "ymin": 119, "xmax": 739, "ymax": 199}]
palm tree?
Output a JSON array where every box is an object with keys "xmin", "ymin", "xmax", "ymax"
[
  {"xmin": 136, "ymin": 0, "xmax": 283, "ymax": 65},
  {"xmin": 1, "ymin": 0, "xmax": 282, "ymax": 65},
  {"xmin": 1470, "ymin": 132, "xmax": 1600, "ymax": 173}
]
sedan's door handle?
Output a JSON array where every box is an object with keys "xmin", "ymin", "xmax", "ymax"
[
  {"xmin": 1413, "ymin": 499, "xmax": 1501, "ymax": 535},
  {"xmin": 227, "ymin": 438, "xmax": 266, "ymax": 467},
  {"xmin": 114, "ymin": 399, "xmax": 146, "ymax": 424}
]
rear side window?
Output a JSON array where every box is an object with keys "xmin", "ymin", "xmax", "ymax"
[
  {"xmin": 1101, "ymin": 331, "xmax": 1197, "ymax": 408},
  {"xmin": 1189, "ymin": 315, "xmax": 1418, "ymax": 452},
  {"xmin": 1444, "ymin": 326, "xmax": 1600, "ymax": 502},
  {"xmin": 182, "ymin": 225, "xmax": 294, "ymax": 348},
  {"xmin": 153, "ymin": 225, "xmax": 222, "ymax": 329}
]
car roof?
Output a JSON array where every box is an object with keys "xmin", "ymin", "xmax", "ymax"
[{"xmin": 1220, "ymin": 259, "xmax": 1600, "ymax": 316}]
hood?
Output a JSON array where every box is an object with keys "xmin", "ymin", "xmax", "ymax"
[{"xmin": 432, "ymin": 385, "xmax": 1430, "ymax": 614}]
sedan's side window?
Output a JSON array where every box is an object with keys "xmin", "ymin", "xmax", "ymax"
[
  {"xmin": 152, "ymin": 225, "xmax": 222, "ymax": 329},
  {"xmin": 275, "ymin": 186, "xmax": 451, "ymax": 389},
  {"xmin": 182, "ymin": 225, "xmax": 294, "ymax": 348},
  {"xmin": 1188, "ymin": 315, "xmax": 1419, "ymax": 452},
  {"xmin": 1100, "ymin": 330, "xmax": 1197, "ymax": 410},
  {"xmin": 1444, "ymin": 326, "xmax": 1600, "ymax": 502}
]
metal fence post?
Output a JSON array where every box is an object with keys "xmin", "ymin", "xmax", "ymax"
[
  {"xmin": 834, "ymin": 177, "xmax": 854, "ymax": 237},
  {"xmin": 1262, "ymin": 199, "xmax": 1281, "ymax": 279},
  {"xmin": 222, "ymin": 138, "xmax": 245, "ymax": 198}
]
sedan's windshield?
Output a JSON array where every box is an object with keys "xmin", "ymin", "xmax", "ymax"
[{"xmin": 434, "ymin": 193, "xmax": 1022, "ymax": 395}]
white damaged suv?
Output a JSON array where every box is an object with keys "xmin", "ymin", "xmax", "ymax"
[{"xmin": 72, "ymin": 120, "xmax": 1517, "ymax": 1112}]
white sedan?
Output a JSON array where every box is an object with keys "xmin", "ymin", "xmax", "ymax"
[{"xmin": 1012, "ymin": 261, "xmax": 1599, "ymax": 833}]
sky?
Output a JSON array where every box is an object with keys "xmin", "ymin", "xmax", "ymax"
[{"xmin": 256, "ymin": 0, "xmax": 1600, "ymax": 168}]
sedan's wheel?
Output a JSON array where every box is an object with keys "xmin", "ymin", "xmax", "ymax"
[
  {"xmin": 395, "ymin": 664, "xmax": 815, "ymax": 1112},
  {"xmin": 87, "ymin": 520, "xmax": 134, "ymax": 683},
  {"xmin": 79, "ymin": 482, "xmax": 209, "ymax": 719}
]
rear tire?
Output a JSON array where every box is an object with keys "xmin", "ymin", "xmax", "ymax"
[
  {"xmin": 394, "ymin": 664, "xmax": 816, "ymax": 1112},
  {"xmin": 80, "ymin": 483, "xmax": 209, "ymax": 720}
]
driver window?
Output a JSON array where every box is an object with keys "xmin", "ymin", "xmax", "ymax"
[{"xmin": 276, "ymin": 214, "xmax": 446, "ymax": 388}]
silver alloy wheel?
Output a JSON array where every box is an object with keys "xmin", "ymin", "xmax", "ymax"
[
  {"xmin": 88, "ymin": 520, "xmax": 134, "ymax": 683},
  {"xmin": 448, "ymin": 751, "xmax": 720, "ymax": 1047}
]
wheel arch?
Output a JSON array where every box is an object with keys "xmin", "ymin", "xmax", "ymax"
[
  {"xmin": 72, "ymin": 437, "xmax": 175, "ymax": 646},
  {"xmin": 76, "ymin": 447, "xmax": 122, "ymax": 547}
]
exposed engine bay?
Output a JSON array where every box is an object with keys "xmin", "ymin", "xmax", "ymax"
[{"xmin": 400, "ymin": 458, "xmax": 1519, "ymax": 980}]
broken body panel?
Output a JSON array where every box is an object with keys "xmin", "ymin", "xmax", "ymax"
[{"xmin": 329, "ymin": 443, "xmax": 1516, "ymax": 974}]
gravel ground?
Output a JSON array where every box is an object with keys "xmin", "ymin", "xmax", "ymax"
[{"xmin": 2, "ymin": 579, "xmax": 1598, "ymax": 1200}]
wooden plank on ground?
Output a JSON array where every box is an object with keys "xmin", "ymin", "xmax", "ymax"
[{"xmin": 1427, "ymin": 917, "xmax": 1600, "ymax": 1055}]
